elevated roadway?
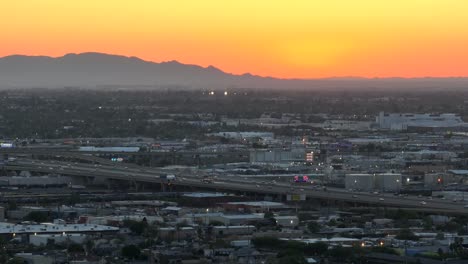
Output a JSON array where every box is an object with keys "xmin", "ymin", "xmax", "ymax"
[{"xmin": 4, "ymin": 159, "xmax": 468, "ymax": 215}]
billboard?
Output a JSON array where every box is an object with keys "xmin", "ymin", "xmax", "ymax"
[
  {"xmin": 294, "ymin": 175, "xmax": 309, "ymax": 183},
  {"xmin": 287, "ymin": 194, "xmax": 306, "ymax": 201},
  {"xmin": 0, "ymin": 143, "xmax": 14, "ymax": 148}
]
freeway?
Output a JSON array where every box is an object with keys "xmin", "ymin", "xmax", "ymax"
[
  {"xmin": 5, "ymin": 159, "xmax": 468, "ymax": 214},
  {"xmin": 0, "ymin": 147, "xmax": 249, "ymax": 157}
]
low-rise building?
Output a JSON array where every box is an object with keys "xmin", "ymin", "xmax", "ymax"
[
  {"xmin": 213, "ymin": 225, "xmax": 256, "ymax": 236},
  {"xmin": 274, "ymin": 216, "xmax": 299, "ymax": 228}
]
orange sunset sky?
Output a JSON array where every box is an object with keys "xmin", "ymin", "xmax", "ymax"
[{"xmin": 2, "ymin": 0, "xmax": 468, "ymax": 79}]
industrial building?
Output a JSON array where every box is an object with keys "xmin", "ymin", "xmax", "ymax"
[
  {"xmin": 250, "ymin": 148, "xmax": 307, "ymax": 163},
  {"xmin": 374, "ymin": 173, "xmax": 402, "ymax": 192},
  {"xmin": 376, "ymin": 112, "xmax": 466, "ymax": 131},
  {"xmin": 345, "ymin": 174, "xmax": 374, "ymax": 191},
  {"xmin": 345, "ymin": 173, "xmax": 402, "ymax": 192}
]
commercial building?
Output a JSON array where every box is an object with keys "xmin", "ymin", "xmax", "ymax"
[
  {"xmin": 250, "ymin": 148, "xmax": 307, "ymax": 163},
  {"xmin": 222, "ymin": 201, "xmax": 288, "ymax": 213},
  {"xmin": 274, "ymin": 216, "xmax": 299, "ymax": 228},
  {"xmin": 212, "ymin": 225, "xmax": 256, "ymax": 236}
]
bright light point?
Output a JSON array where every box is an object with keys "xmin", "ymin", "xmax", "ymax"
[{"xmin": 224, "ymin": 91, "xmax": 228, "ymax": 96}]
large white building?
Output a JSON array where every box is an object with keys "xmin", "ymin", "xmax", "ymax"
[
  {"xmin": 376, "ymin": 112, "xmax": 466, "ymax": 131},
  {"xmin": 345, "ymin": 173, "xmax": 402, "ymax": 192}
]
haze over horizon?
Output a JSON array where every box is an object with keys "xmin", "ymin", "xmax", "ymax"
[
  {"xmin": 5, "ymin": 52, "xmax": 468, "ymax": 81},
  {"xmin": 3, "ymin": 0, "xmax": 468, "ymax": 79},
  {"xmin": 3, "ymin": 52, "xmax": 468, "ymax": 90}
]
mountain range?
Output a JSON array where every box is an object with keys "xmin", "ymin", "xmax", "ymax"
[{"xmin": 1, "ymin": 52, "xmax": 468, "ymax": 90}]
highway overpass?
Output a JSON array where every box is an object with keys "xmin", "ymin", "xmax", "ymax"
[{"xmin": 3, "ymin": 159, "xmax": 468, "ymax": 215}]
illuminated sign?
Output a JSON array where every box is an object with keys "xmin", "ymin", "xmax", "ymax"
[
  {"xmin": 287, "ymin": 194, "xmax": 306, "ymax": 201},
  {"xmin": 0, "ymin": 143, "xmax": 13, "ymax": 148},
  {"xmin": 294, "ymin": 175, "xmax": 309, "ymax": 183}
]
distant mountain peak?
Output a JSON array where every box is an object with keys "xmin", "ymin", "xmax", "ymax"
[
  {"xmin": 162, "ymin": 60, "xmax": 181, "ymax": 64},
  {"xmin": 1, "ymin": 52, "xmax": 468, "ymax": 90}
]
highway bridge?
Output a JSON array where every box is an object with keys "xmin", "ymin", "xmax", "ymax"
[
  {"xmin": 3, "ymin": 158, "xmax": 468, "ymax": 215},
  {"xmin": 0, "ymin": 147, "xmax": 250, "ymax": 167},
  {"xmin": 0, "ymin": 147, "xmax": 249, "ymax": 158}
]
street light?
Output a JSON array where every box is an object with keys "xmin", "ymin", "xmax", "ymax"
[{"xmin": 205, "ymin": 208, "xmax": 210, "ymax": 225}]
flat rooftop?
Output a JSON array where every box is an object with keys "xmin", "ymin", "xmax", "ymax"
[
  {"xmin": 225, "ymin": 201, "xmax": 286, "ymax": 207},
  {"xmin": 0, "ymin": 222, "xmax": 118, "ymax": 235},
  {"xmin": 182, "ymin": 192, "xmax": 228, "ymax": 198}
]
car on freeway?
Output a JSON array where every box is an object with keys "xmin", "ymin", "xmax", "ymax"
[
  {"xmin": 420, "ymin": 201, "xmax": 427, "ymax": 205},
  {"xmin": 352, "ymin": 195, "xmax": 358, "ymax": 198},
  {"xmin": 379, "ymin": 198, "xmax": 385, "ymax": 201}
]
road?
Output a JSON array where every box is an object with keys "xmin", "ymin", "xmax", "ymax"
[{"xmin": 4, "ymin": 159, "xmax": 468, "ymax": 214}]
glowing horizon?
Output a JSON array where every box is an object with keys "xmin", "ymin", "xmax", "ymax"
[{"xmin": 2, "ymin": 0, "xmax": 468, "ymax": 79}]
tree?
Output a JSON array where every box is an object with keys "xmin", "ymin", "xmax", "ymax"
[
  {"xmin": 304, "ymin": 242, "xmax": 328, "ymax": 256},
  {"xmin": 6, "ymin": 257, "xmax": 25, "ymax": 264},
  {"xmin": 422, "ymin": 216, "xmax": 433, "ymax": 230},
  {"xmin": 436, "ymin": 232, "xmax": 445, "ymax": 240},
  {"xmin": 209, "ymin": 220, "xmax": 225, "ymax": 226},
  {"xmin": 121, "ymin": 245, "xmax": 140, "ymax": 260},
  {"xmin": 277, "ymin": 248, "xmax": 306, "ymax": 264},
  {"xmin": 264, "ymin": 211, "xmax": 275, "ymax": 219},
  {"xmin": 68, "ymin": 243, "xmax": 84, "ymax": 254},
  {"xmin": 307, "ymin": 221, "xmax": 321, "ymax": 233},
  {"xmin": 252, "ymin": 237, "xmax": 285, "ymax": 249},
  {"xmin": 277, "ymin": 254, "xmax": 307, "ymax": 264},
  {"xmin": 85, "ymin": 239, "xmax": 95, "ymax": 255},
  {"xmin": 8, "ymin": 201, "xmax": 17, "ymax": 210},
  {"xmin": 123, "ymin": 220, "xmax": 148, "ymax": 235},
  {"xmin": 24, "ymin": 211, "xmax": 49, "ymax": 223},
  {"xmin": 444, "ymin": 221, "xmax": 462, "ymax": 233},
  {"xmin": 395, "ymin": 229, "xmax": 419, "ymax": 241},
  {"xmin": 327, "ymin": 246, "xmax": 354, "ymax": 260},
  {"xmin": 67, "ymin": 193, "xmax": 81, "ymax": 205}
]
